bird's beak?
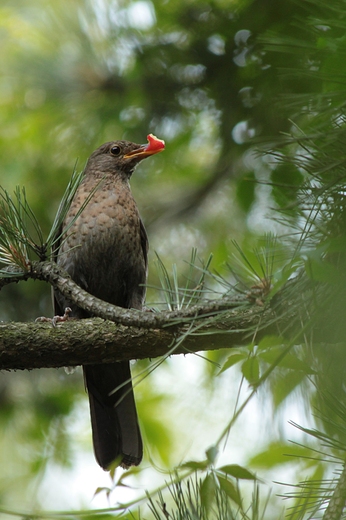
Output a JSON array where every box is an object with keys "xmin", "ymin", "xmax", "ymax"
[{"xmin": 124, "ymin": 134, "xmax": 165, "ymax": 160}]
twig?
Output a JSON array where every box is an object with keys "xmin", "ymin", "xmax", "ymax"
[
  {"xmin": 1, "ymin": 260, "xmax": 253, "ymax": 330},
  {"xmin": 323, "ymin": 462, "xmax": 346, "ymax": 520}
]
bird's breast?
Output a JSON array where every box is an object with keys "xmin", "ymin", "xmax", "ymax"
[
  {"xmin": 57, "ymin": 181, "xmax": 146, "ymax": 308},
  {"xmin": 63, "ymin": 183, "xmax": 141, "ymax": 248}
]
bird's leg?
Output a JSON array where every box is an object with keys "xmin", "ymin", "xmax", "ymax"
[{"xmin": 36, "ymin": 307, "xmax": 73, "ymax": 327}]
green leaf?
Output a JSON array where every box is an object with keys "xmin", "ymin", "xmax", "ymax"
[
  {"xmin": 93, "ymin": 486, "xmax": 111, "ymax": 497},
  {"xmin": 180, "ymin": 459, "xmax": 209, "ymax": 471},
  {"xmin": 217, "ymin": 475, "xmax": 242, "ymax": 506},
  {"xmin": 200, "ymin": 474, "xmax": 216, "ymax": 513},
  {"xmin": 258, "ymin": 346, "xmax": 314, "ymax": 373},
  {"xmin": 249, "ymin": 442, "xmax": 317, "ymax": 469},
  {"xmin": 218, "ymin": 464, "xmax": 256, "ymax": 480},
  {"xmin": 271, "ymin": 163, "xmax": 303, "ymax": 209},
  {"xmin": 257, "ymin": 335, "xmax": 284, "ymax": 351},
  {"xmin": 305, "ymin": 258, "xmax": 344, "ymax": 285},
  {"xmin": 206, "ymin": 446, "xmax": 218, "ymax": 465},
  {"xmin": 236, "ymin": 172, "xmax": 256, "ymax": 212},
  {"xmin": 272, "ymin": 369, "xmax": 307, "ymax": 407},
  {"xmin": 218, "ymin": 350, "xmax": 248, "ymax": 374},
  {"xmin": 241, "ymin": 357, "xmax": 260, "ymax": 384}
]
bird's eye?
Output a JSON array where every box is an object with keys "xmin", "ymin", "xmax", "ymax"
[{"xmin": 110, "ymin": 145, "xmax": 121, "ymax": 156}]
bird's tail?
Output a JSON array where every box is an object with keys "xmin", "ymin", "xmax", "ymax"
[{"xmin": 83, "ymin": 362, "xmax": 143, "ymax": 470}]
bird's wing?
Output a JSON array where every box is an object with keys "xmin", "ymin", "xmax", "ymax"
[{"xmin": 139, "ymin": 217, "xmax": 149, "ymax": 272}]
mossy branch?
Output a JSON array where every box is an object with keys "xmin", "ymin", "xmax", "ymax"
[
  {"xmin": 1, "ymin": 260, "xmax": 260, "ymax": 329},
  {"xmin": 0, "ymin": 260, "xmax": 285, "ymax": 371},
  {"xmin": 0, "ymin": 310, "xmax": 274, "ymax": 371}
]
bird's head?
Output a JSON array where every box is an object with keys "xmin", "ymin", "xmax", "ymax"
[{"xmin": 86, "ymin": 134, "xmax": 165, "ymax": 178}]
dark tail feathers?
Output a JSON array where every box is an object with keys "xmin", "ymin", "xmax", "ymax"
[{"xmin": 83, "ymin": 362, "xmax": 142, "ymax": 470}]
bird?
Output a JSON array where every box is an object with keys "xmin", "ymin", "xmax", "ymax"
[{"xmin": 53, "ymin": 134, "xmax": 165, "ymax": 470}]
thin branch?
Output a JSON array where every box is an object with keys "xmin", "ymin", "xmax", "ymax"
[
  {"xmin": 0, "ymin": 260, "xmax": 255, "ymax": 330},
  {"xmin": 323, "ymin": 462, "xmax": 346, "ymax": 520}
]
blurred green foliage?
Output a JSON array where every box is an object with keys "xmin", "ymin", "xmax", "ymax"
[{"xmin": 2, "ymin": 0, "xmax": 346, "ymax": 517}]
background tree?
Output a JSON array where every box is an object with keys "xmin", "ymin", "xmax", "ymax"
[{"xmin": 1, "ymin": 0, "xmax": 346, "ymax": 518}]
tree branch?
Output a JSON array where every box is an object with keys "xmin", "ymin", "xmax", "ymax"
[
  {"xmin": 1, "ymin": 260, "xmax": 253, "ymax": 329},
  {"xmin": 0, "ymin": 260, "xmax": 287, "ymax": 371},
  {"xmin": 323, "ymin": 461, "xmax": 346, "ymax": 520},
  {"xmin": 0, "ymin": 307, "xmax": 276, "ymax": 370}
]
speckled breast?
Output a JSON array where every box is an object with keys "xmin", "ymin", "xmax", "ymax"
[{"xmin": 57, "ymin": 180, "xmax": 146, "ymax": 310}]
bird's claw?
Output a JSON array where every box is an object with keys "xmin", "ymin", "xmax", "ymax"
[
  {"xmin": 35, "ymin": 307, "xmax": 72, "ymax": 327},
  {"xmin": 52, "ymin": 307, "xmax": 73, "ymax": 327}
]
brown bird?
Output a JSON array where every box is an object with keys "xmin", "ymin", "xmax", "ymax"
[{"xmin": 53, "ymin": 134, "xmax": 165, "ymax": 470}]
